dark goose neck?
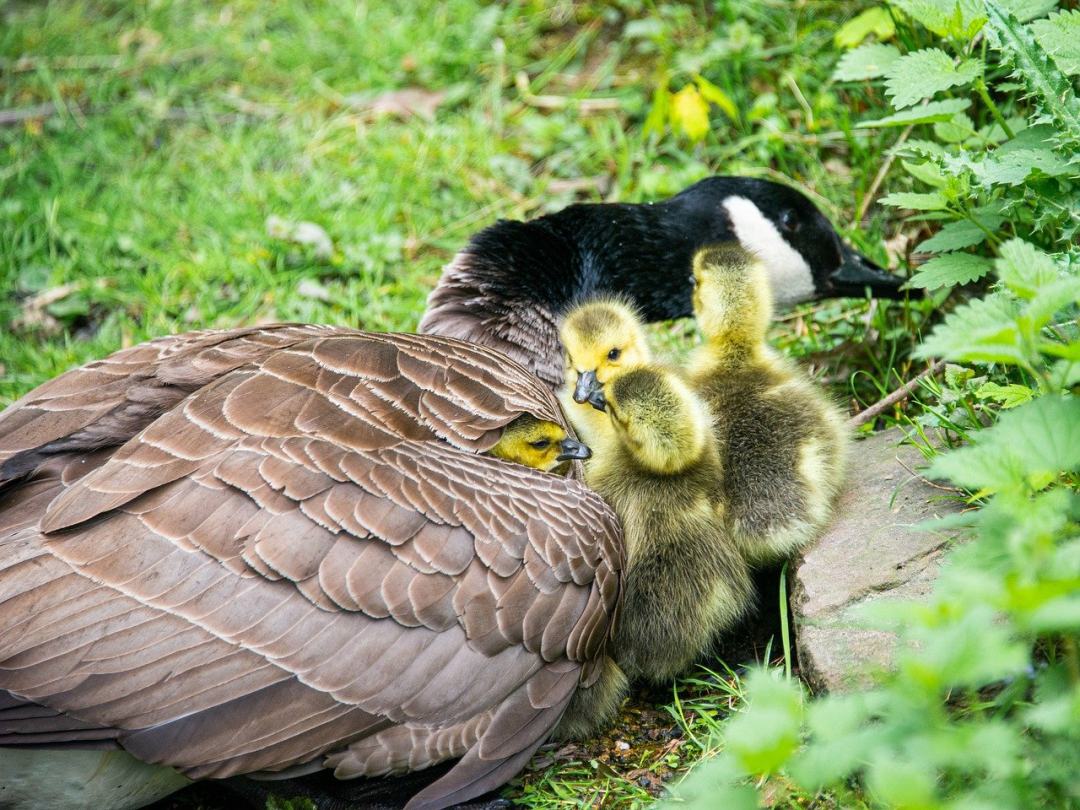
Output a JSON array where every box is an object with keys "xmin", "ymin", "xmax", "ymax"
[{"xmin": 419, "ymin": 195, "xmax": 716, "ymax": 388}]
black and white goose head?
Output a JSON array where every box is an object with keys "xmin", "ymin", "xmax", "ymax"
[
  {"xmin": 658, "ymin": 176, "xmax": 904, "ymax": 312},
  {"xmin": 420, "ymin": 175, "xmax": 905, "ymax": 388}
]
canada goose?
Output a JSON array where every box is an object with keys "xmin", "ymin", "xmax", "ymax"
[
  {"xmin": 581, "ymin": 366, "xmax": 753, "ymax": 682},
  {"xmin": 0, "ymin": 325, "xmax": 623, "ymax": 810},
  {"xmin": 556, "ymin": 297, "xmax": 651, "ymax": 449},
  {"xmin": 420, "ymin": 176, "xmax": 905, "ymax": 388},
  {"xmin": 688, "ymin": 244, "xmax": 848, "ymax": 566}
]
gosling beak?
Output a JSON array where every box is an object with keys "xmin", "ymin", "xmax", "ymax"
[
  {"xmin": 556, "ymin": 438, "xmax": 592, "ymax": 462},
  {"xmin": 573, "ymin": 370, "xmax": 600, "ymax": 404},
  {"xmin": 828, "ymin": 244, "xmax": 907, "ymax": 299},
  {"xmin": 586, "ymin": 387, "xmax": 607, "ymax": 412}
]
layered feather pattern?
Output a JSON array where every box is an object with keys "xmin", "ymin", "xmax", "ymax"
[{"xmin": 0, "ymin": 326, "xmax": 622, "ymax": 809}]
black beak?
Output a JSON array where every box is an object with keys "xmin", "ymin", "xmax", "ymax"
[
  {"xmin": 573, "ymin": 370, "xmax": 599, "ymax": 404},
  {"xmin": 828, "ymin": 244, "xmax": 907, "ymax": 299},
  {"xmin": 586, "ymin": 387, "xmax": 607, "ymax": 412},
  {"xmin": 556, "ymin": 438, "xmax": 592, "ymax": 462}
]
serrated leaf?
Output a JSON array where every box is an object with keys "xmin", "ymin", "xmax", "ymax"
[
  {"xmin": 975, "ymin": 381, "xmax": 1034, "ymax": 408},
  {"xmin": 928, "ymin": 396, "xmax": 1080, "ymax": 491},
  {"xmin": 1026, "ymin": 275, "xmax": 1080, "ymax": 327},
  {"xmin": 856, "ymin": 97, "xmax": 971, "ymax": 127},
  {"xmin": 670, "ymin": 84, "xmax": 710, "ymax": 142},
  {"xmin": 996, "ymin": 0, "xmax": 1059, "ymax": 23},
  {"xmin": 835, "ymin": 7, "xmax": 897, "ymax": 48},
  {"xmin": 914, "ymin": 292, "xmax": 1026, "ymax": 364},
  {"xmin": 885, "ymin": 48, "xmax": 982, "ymax": 109},
  {"xmin": 879, "ymin": 191, "xmax": 949, "ymax": 210},
  {"xmin": 891, "ymin": 0, "xmax": 985, "ymax": 37},
  {"xmin": 916, "ymin": 213, "xmax": 1004, "ymax": 253},
  {"xmin": 901, "ymin": 159, "xmax": 948, "ymax": 187},
  {"xmin": 985, "ymin": 1, "xmax": 1080, "ymax": 142},
  {"xmin": 833, "ymin": 43, "xmax": 901, "ymax": 81},
  {"xmin": 908, "ymin": 252, "xmax": 993, "ymax": 289},
  {"xmin": 996, "ymin": 238, "xmax": 1060, "ymax": 297},
  {"xmin": 972, "ymin": 127, "xmax": 1076, "ymax": 184},
  {"xmin": 695, "ymin": 75, "xmax": 738, "ymax": 121},
  {"xmin": 933, "ymin": 111, "xmax": 977, "ymax": 143},
  {"xmin": 1032, "ymin": 9, "xmax": 1080, "ymax": 76}
]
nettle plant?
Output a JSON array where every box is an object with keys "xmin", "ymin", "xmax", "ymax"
[{"xmin": 673, "ymin": 2, "xmax": 1079, "ymax": 808}]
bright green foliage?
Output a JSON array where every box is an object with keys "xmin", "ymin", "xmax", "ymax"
[
  {"xmin": 672, "ymin": 1, "xmax": 1080, "ymax": 807},
  {"xmin": 907, "ymin": 251, "xmax": 992, "ymax": 289},
  {"xmin": 856, "ymin": 97, "xmax": 971, "ymax": 127},
  {"xmin": 834, "ymin": 43, "xmax": 902, "ymax": 80},
  {"xmin": 884, "ymin": 48, "xmax": 982, "ymax": 108},
  {"xmin": 835, "ymin": 7, "xmax": 898, "ymax": 48},
  {"xmin": 1031, "ymin": 9, "xmax": 1080, "ymax": 75}
]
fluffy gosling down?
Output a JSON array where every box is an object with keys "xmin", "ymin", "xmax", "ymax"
[
  {"xmin": 558, "ymin": 298, "xmax": 652, "ymax": 448},
  {"xmin": 689, "ymin": 243, "xmax": 848, "ymax": 567},
  {"xmin": 489, "ymin": 413, "xmax": 592, "ymax": 471},
  {"xmin": 576, "ymin": 363, "xmax": 753, "ymax": 682}
]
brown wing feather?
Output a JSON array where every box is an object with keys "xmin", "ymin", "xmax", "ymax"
[{"xmin": 0, "ymin": 326, "xmax": 623, "ymax": 808}]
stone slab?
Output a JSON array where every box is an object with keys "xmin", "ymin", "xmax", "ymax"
[{"xmin": 792, "ymin": 428, "xmax": 966, "ymax": 693}]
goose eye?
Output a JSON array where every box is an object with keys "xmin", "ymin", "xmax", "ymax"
[
  {"xmin": 779, "ymin": 209, "xmax": 799, "ymax": 233},
  {"xmin": 529, "ymin": 439, "xmax": 551, "ymax": 449},
  {"xmin": 607, "ymin": 348, "xmax": 621, "ymax": 361}
]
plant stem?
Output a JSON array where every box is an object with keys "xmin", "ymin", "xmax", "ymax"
[{"xmin": 975, "ymin": 78, "xmax": 1014, "ymax": 139}]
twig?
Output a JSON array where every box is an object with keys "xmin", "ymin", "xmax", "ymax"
[
  {"xmin": 853, "ymin": 123, "xmax": 914, "ymax": 226},
  {"xmin": 0, "ymin": 102, "xmax": 58, "ymax": 126},
  {"xmin": 849, "ymin": 358, "xmax": 947, "ymax": 428}
]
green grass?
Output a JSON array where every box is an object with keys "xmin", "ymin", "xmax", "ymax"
[{"xmin": 1, "ymin": 0, "xmax": 935, "ymax": 805}]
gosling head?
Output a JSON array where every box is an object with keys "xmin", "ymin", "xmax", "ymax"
[
  {"xmin": 489, "ymin": 414, "xmax": 591, "ymax": 472},
  {"xmin": 595, "ymin": 367, "xmax": 711, "ymax": 475},
  {"xmin": 560, "ymin": 298, "xmax": 652, "ymax": 411},
  {"xmin": 692, "ymin": 243, "xmax": 773, "ymax": 355}
]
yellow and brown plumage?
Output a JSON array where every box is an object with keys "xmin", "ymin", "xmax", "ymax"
[{"xmin": 0, "ymin": 325, "xmax": 623, "ymax": 810}]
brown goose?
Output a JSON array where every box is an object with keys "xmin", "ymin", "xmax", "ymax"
[{"xmin": 0, "ymin": 324, "xmax": 622, "ymax": 810}]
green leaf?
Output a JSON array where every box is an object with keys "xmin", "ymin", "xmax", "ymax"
[
  {"xmin": 724, "ymin": 671, "xmax": 803, "ymax": 776},
  {"xmin": 971, "ymin": 126, "xmax": 1076, "ymax": 185},
  {"xmin": 908, "ymin": 252, "xmax": 993, "ymax": 289},
  {"xmin": 1031, "ymin": 9, "xmax": 1080, "ymax": 76},
  {"xmin": 890, "ymin": 0, "xmax": 985, "ymax": 38},
  {"xmin": 856, "ymin": 97, "xmax": 971, "ymax": 127},
  {"xmin": 975, "ymin": 381, "xmax": 1035, "ymax": 408},
  {"xmin": 914, "ymin": 292, "xmax": 1026, "ymax": 365},
  {"xmin": 835, "ymin": 7, "xmax": 897, "ymax": 47},
  {"xmin": 1026, "ymin": 274, "xmax": 1080, "ymax": 327},
  {"xmin": 695, "ymin": 75, "xmax": 739, "ymax": 121},
  {"xmin": 928, "ymin": 396, "xmax": 1080, "ymax": 491},
  {"xmin": 670, "ymin": 84, "xmax": 710, "ymax": 142},
  {"xmin": 996, "ymin": 238, "xmax": 1060, "ymax": 298},
  {"xmin": 933, "ymin": 111, "xmax": 977, "ymax": 143},
  {"xmin": 833, "ymin": 43, "xmax": 901, "ymax": 81},
  {"xmin": 901, "ymin": 158, "xmax": 948, "ymax": 187},
  {"xmin": 643, "ymin": 82, "xmax": 670, "ymax": 138},
  {"xmin": 885, "ymin": 48, "xmax": 982, "ymax": 109},
  {"xmin": 984, "ymin": 1, "xmax": 1080, "ymax": 142},
  {"xmin": 916, "ymin": 213, "xmax": 1004, "ymax": 252},
  {"xmin": 996, "ymin": 0, "xmax": 1059, "ymax": 23},
  {"xmin": 879, "ymin": 191, "xmax": 949, "ymax": 210}
]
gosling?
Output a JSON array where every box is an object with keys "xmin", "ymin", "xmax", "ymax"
[
  {"xmin": 489, "ymin": 413, "xmax": 592, "ymax": 472},
  {"xmin": 689, "ymin": 243, "xmax": 848, "ymax": 567},
  {"xmin": 557, "ymin": 297, "xmax": 652, "ymax": 450},
  {"xmin": 585, "ymin": 365, "xmax": 753, "ymax": 683}
]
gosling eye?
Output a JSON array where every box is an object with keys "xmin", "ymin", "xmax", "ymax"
[
  {"xmin": 607, "ymin": 348, "xmax": 621, "ymax": 362},
  {"xmin": 779, "ymin": 209, "xmax": 799, "ymax": 234},
  {"xmin": 689, "ymin": 273, "xmax": 697, "ymax": 288},
  {"xmin": 529, "ymin": 439, "xmax": 551, "ymax": 450}
]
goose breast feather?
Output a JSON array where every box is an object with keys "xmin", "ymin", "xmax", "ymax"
[{"xmin": 0, "ymin": 326, "xmax": 623, "ymax": 810}]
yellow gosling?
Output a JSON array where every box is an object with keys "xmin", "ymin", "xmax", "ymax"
[{"xmin": 689, "ymin": 243, "xmax": 848, "ymax": 567}]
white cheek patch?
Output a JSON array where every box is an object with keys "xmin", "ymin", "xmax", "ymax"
[{"xmin": 722, "ymin": 196, "xmax": 816, "ymax": 306}]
